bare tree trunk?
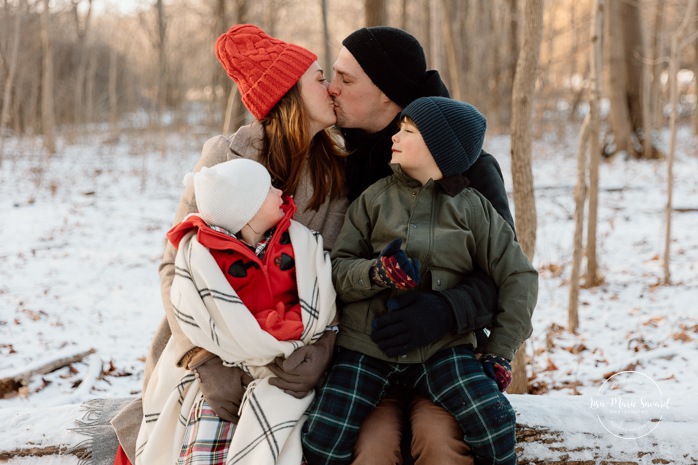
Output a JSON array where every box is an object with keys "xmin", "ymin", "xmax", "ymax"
[
  {"xmin": 400, "ymin": 0, "xmax": 408, "ymax": 30},
  {"xmin": 508, "ymin": 0, "xmax": 543, "ymax": 395},
  {"xmin": 230, "ymin": 0, "xmax": 248, "ymax": 131},
  {"xmin": 465, "ymin": 0, "xmax": 481, "ymax": 105},
  {"xmin": 108, "ymin": 44, "xmax": 118, "ymax": 134},
  {"xmin": 652, "ymin": 2, "xmax": 666, "ymax": 128},
  {"xmin": 569, "ymin": 0, "xmax": 604, "ymax": 326},
  {"xmin": 321, "ymin": 0, "xmax": 332, "ymax": 79},
  {"xmin": 604, "ymin": 0, "xmax": 632, "ymax": 158},
  {"xmin": 365, "ymin": 0, "xmax": 387, "ymax": 26},
  {"xmin": 489, "ymin": 1, "xmax": 501, "ymax": 124},
  {"xmin": 502, "ymin": 0, "xmax": 518, "ymax": 128},
  {"xmin": 584, "ymin": 0, "xmax": 604, "ymax": 288},
  {"xmin": 440, "ymin": 0, "xmax": 462, "ymax": 100},
  {"xmin": 40, "ymin": 0, "xmax": 56, "ymax": 154},
  {"xmin": 642, "ymin": 1, "xmax": 655, "ymax": 161},
  {"xmin": 621, "ymin": 0, "xmax": 644, "ymax": 142},
  {"xmin": 71, "ymin": 0, "xmax": 93, "ymax": 127},
  {"xmin": 211, "ymin": 0, "xmax": 229, "ymax": 127},
  {"xmin": 465, "ymin": 0, "xmax": 492, "ymax": 111},
  {"xmin": 428, "ymin": 0, "xmax": 442, "ymax": 71},
  {"xmin": 510, "ymin": 1, "xmax": 541, "ymax": 262},
  {"xmin": 606, "ymin": 0, "xmax": 661, "ymax": 159},
  {"xmin": 223, "ymin": 84, "xmax": 237, "ymax": 135},
  {"xmin": 665, "ymin": 0, "xmax": 698, "ymax": 284},
  {"xmin": 0, "ymin": 0, "xmax": 23, "ymax": 166},
  {"xmin": 569, "ymin": 115, "xmax": 590, "ymax": 333},
  {"xmin": 157, "ymin": 0, "xmax": 167, "ymax": 117},
  {"xmin": 85, "ymin": 45, "xmax": 97, "ymax": 127}
]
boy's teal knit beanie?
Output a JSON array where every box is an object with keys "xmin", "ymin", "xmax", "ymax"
[{"xmin": 401, "ymin": 97, "xmax": 487, "ymax": 177}]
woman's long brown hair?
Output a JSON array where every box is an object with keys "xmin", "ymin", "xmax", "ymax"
[{"xmin": 260, "ymin": 85, "xmax": 346, "ymax": 211}]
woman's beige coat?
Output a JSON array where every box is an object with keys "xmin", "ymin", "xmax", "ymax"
[{"xmin": 111, "ymin": 123, "xmax": 348, "ymax": 463}]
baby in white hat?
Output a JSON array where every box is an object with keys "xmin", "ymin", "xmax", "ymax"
[
  {"xmin": 147, "ymin": 158, "xmax": 337, "ymax": 465},
  {"xmin": 184, "ymin": 158, "xmax": 285, "ymax": 247},
  {"xmin": 168, "ymin": 158, "xmax": 307, "ymax": 342}
]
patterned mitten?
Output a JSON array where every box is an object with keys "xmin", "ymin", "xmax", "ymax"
[
  {"xmin": 370, "ymin": 239, "xmax": 420, "ymax": 289},
  {"xmin": 481, "ymin": 353, "xmax": 513, "ymax": 392}
]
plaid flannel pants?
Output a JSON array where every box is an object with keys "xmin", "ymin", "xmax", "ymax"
[
  {"xmin": 177, "ymin": 397, "xmax": 236, "ymax": 465},
  {"xmin": 302, "ymin": 346, "xmax": 517, "ymax": 465}
]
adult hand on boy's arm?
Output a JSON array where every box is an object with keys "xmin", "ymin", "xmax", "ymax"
[
  {"xmin": 191, "ymin": 354, "xmax": 254, "ymax": 424},
  {"xmin": 443, "ymin": 267, "xmax": 497, "ymax": 335},
  {"xmin": 371, "ymin": 291, "xmax": 455, "ymax": 356},
  {"xmin": 268, "ymin": 329, "xmax": 336, "ymax": 398}
]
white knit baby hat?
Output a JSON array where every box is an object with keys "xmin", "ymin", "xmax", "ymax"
[{"xmin": 184, "ymin": 158, "xmax": 271, "ymax": 234}]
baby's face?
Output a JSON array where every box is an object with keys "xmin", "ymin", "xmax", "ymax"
[{"xmin": 252, "ymin": 186, "xmax": 286, "ymax": 231}]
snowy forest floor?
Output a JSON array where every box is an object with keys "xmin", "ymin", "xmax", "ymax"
[{"xmin": 1, "ymin": 121, "xmax": 697, "ymax": 463}]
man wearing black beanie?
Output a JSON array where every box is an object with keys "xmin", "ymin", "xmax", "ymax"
[{"xmin": 313, "ymin": 26, "xmax": 516, "ymax": 465}]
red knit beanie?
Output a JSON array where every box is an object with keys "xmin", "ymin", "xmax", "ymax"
[{"xmin": 215, "ymin": 24, "xmax": 317, "ymax": 121}]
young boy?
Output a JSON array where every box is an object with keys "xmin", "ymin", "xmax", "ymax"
[
  {"xmin": 302, "ymin": 97, "xmax": 538, "ymax": 465},
  {"xmin": 137, "ymin": 158, "xmax": 337, "ymax": 465}
]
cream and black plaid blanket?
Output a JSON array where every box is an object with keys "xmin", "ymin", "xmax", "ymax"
[{"xmin": 135, "ymin": 220, "xmax": 336, "ymax": 465}]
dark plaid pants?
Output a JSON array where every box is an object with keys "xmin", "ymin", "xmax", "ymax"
[{"xmin": 302, "ymin": 346, "xmax": 516, "ymax": 465}]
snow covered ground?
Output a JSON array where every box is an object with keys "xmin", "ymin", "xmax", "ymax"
[{"xmin": 1, "ymin": 122, "xmax": 697, "ymax": 462}]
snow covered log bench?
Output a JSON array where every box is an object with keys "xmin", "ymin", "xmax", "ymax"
[{"xmin": 1, "ymin": 395, "xmax": 696, "ymax": 464}]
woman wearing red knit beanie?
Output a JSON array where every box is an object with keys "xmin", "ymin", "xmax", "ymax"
[{"xmin": 111, "ymin": 24, "xmax": 346, "ymax": 465}]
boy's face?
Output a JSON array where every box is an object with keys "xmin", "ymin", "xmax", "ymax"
[
  {"xmin": 252, "ymin": 186, "xmax": 285, "ymax": 232},
  {"xmin": 390, "ymin": 119, "xmax": 442, "ymax": 182}
]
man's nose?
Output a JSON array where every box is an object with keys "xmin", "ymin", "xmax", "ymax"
[{"xmin": 328, "ymin": 79, "xmax": 339, "ymax": 96}]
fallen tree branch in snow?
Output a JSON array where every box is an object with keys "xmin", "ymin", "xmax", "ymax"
[
  {"xmin": 0, "ymin": 348, "xmax": 95, "ymax": 397},
  {"xmin": 0, "ymin": 394, "xmax": 696, "ymax": 464},
  {"xmin": 0, "ymin": 402, "xmax": 88, "ymax": 462}
]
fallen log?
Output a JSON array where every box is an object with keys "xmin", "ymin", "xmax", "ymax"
[
  {"xmin": 0, "ymin": 394, "xmax": 696, "ymax": 464},
  {"xmin": 0, "ymin": 402, "xmax": 88, "ymax": 462},
  {"xmin": 0, "ymin": 348, "xmax": 96, "ymax": 397}
]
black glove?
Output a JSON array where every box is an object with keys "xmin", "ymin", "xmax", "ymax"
[
  {"xmin": 371, "ymin": 291, "xmax": 456, "ymax": 357},
  {"xmin": 439, "ymin": 268, "xmax": 496, "ymax": 335},
  {"xmin": 268, "ymin": 330, "xmax": 336, "ymax": 398},
  {"xmin": 194, "ymin": 356, "xmax": 253, "ymax": 424},
  {"xmin": 371, "ymin": 239, "xmax": 420, "ymax": 289}
]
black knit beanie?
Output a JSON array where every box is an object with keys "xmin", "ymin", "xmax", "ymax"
[
  {"xmin": 401, "ymin": 97, "xmax": 487, "ymax": 177},
  {"xmin": 342, "ymin": 27, "xmax": 427, "ymax": 107}
]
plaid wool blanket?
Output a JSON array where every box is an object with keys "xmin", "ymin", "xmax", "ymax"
[{"xmin": 135, "ymin": 221, "xmax": 336, "ymax": 465}]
